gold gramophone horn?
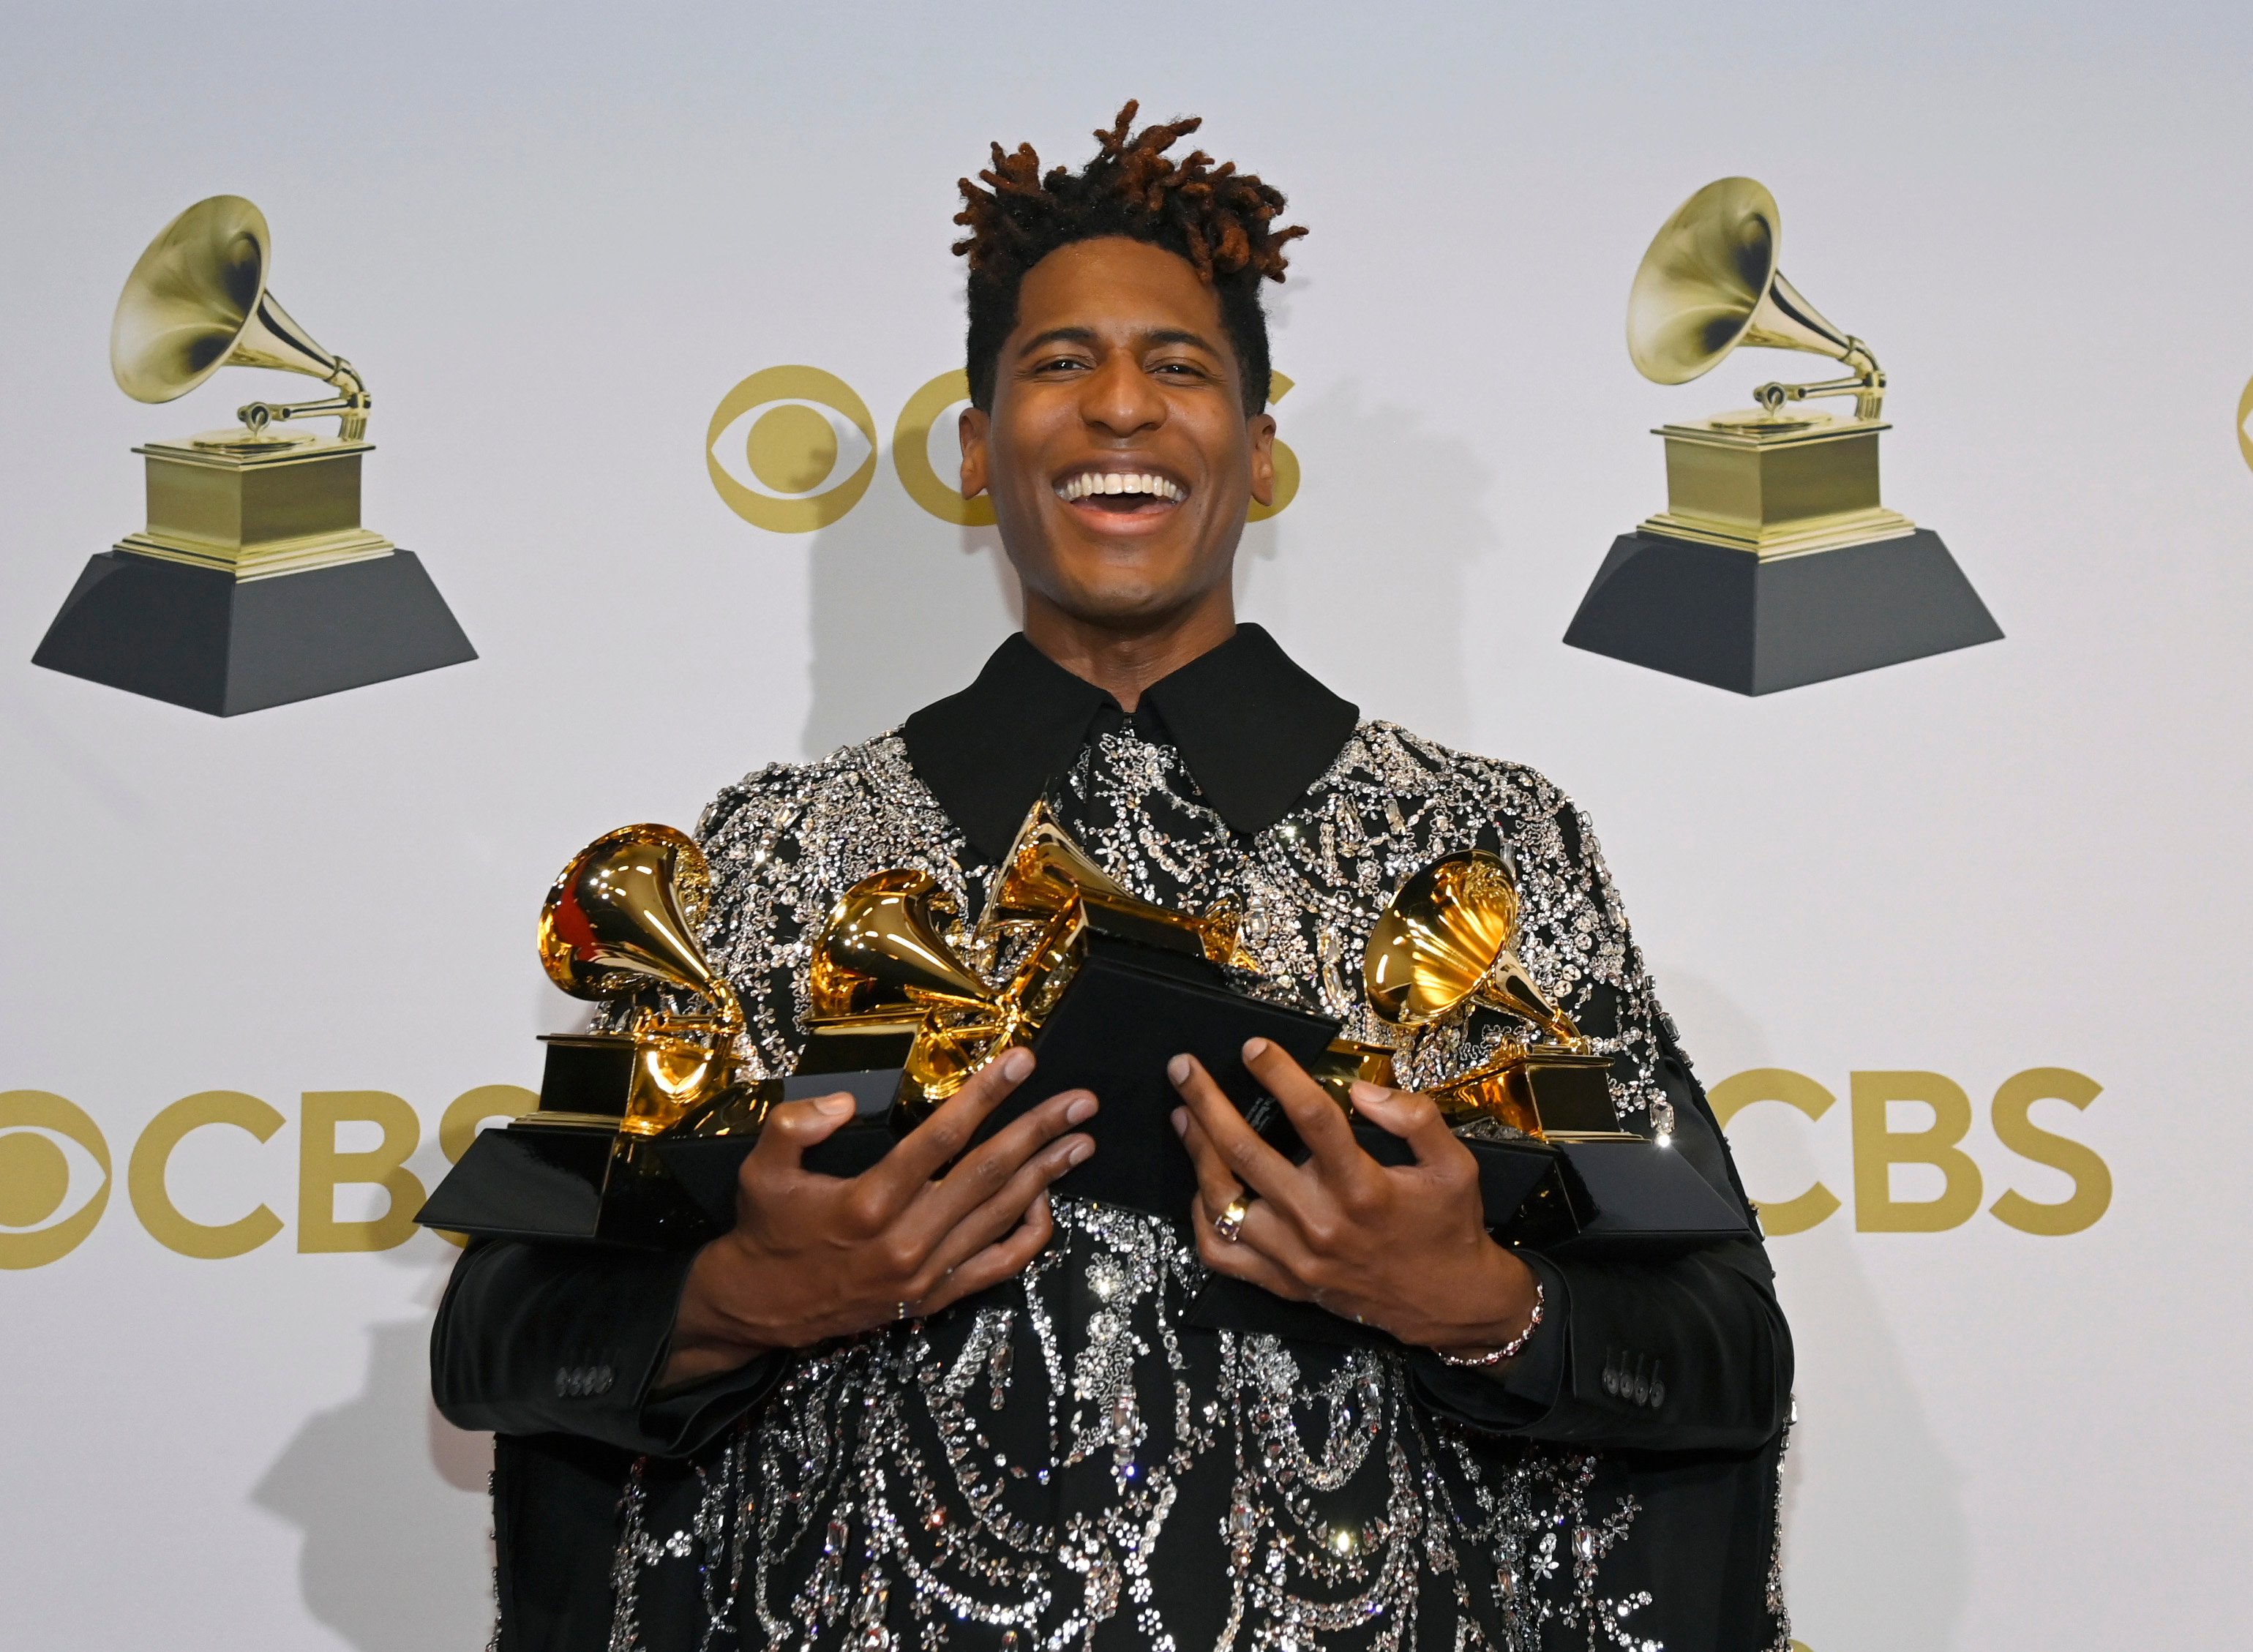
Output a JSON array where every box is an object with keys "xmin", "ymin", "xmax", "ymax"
[
  {"xmin": 809, "ymin": 869, "xmax": 1046, "ymax": 1103},
  {"xmin": 538, "ymin": 825, "xmax": 743, "ymax": 1031},
  {"xmin": 809, "ymin": 870, "xmax": 997, "ymax": 1021},
  {"xmin": 1363, "ymin": 850, "xmax": 1586, "ymax": 1051},
  {"xmin": 1626, "ymin": 176, "xmax": 1884, "ymax": 421},
  {"xmin": 984, "ymin": 798, "xmax": 1251, "ymax": 969},
  {"xmin": 110, "ymin": 195, "xmax": 372, "ymax": 440}
]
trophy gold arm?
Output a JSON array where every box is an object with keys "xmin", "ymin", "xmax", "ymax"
[{"xmin": 983, "ymin": 798, "xmax": 1256, "ymax": 970}]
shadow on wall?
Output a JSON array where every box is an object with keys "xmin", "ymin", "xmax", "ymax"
[
  {"xmin": 1771, "ymin": 1221, "xmax": 1972, "ymax": 1652},
  {"xmin": 254, "ymin": 1317, "xmax": 495, "ymax": 1652},
  {"xmin": 1233, "ymin": 380, "xmax": 1492, "ymax": 749},
  {"xmin": 799, "ymin": 380, "xmax": 1499, "ymax": 758},
  {"xmin": 801, "ymin": 467, "xmax": 1019, "ymax": 759},
  {"xmin": 1660, "ymin": 971, "xmax": 1971, "ymax": 1652}
]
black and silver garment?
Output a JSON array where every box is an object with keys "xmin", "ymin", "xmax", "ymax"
[{"xmin": 433, "ymin": 626, "xmax": 1794, "ymax": 1652}]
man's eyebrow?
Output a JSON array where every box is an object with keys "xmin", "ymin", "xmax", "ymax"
[
  {"xmin": 1141, "ymin": 327, "xmax": 1221, "ymax": 353},
  {"xmin": 1015, "ymin": 325, "xmax": 1224, "ymax": 357},
  {"xmin": 1016, "ymin": 326, "xmax": 1100, "ymax": 357}
]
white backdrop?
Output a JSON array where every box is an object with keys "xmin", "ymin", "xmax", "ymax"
[{"xmin": 4, "ymin": 4, "xmax": 2249, "ymax": 1648}]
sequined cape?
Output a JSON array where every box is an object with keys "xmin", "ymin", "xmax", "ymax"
[{"xmin": 435, "ymin": 718, "xmax": 1793, "ymax": 1652}]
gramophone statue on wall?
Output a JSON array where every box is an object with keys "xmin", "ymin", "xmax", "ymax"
[
  {"xmin": 32, "ymin": 195, "xmax": 473, "ymax": 716},
  {"xmin": 1563, "ymin": 176, "xmax": 2001, "ymax": 695}
]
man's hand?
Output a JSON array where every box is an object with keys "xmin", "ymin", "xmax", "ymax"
[
  {"xmin": 1171, "ymin": 1039, "xmax": 1540, "ymax": 1362},
  {"xmin": 664, "ymin": 1048, "xmax": 1093, "ymax": 1384}
]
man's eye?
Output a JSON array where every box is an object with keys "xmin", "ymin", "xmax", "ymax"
[{"xmin": 1037, "ymin": 356, "xmax": 1089, "ymax": 373}]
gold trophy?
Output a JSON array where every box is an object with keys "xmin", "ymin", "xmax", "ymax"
[
  {"xmin": 803, "ymin": 800, "xmax": 1268, "ymax": 1114},
  {"xmin": 417, "ymin": 825, "xmax": 779, "ymax": 1246},
  {"xmin": 801, "ymin": 866, "xmax": 1050, "ymax": 1108},
  {"xmin": 32, "ymin": 195, "xmax": 473, "ymax": 716},
  {"xmin": 1357, "ymin": 849, "xmax": 1748, "ymax": 1243},
  {"xmin": 1564, "ymin": 176, "xmax": 1999, "ymax": 695},
  {"xmin": 806, "ymin": 800, "xmax": 1336, "ymax": 1211},
  {"xmin": 1363, "ymin": 850, "xmax": 1622, "ymax": 1139}
]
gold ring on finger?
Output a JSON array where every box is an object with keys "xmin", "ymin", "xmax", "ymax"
[{"xmin": 1213, "ymin": 1195, "xmax": 1251, "ymax": 1244}]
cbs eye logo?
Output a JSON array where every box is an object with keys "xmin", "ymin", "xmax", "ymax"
[
  {"xmin": 706, "ymin": 367, "xmax": 1302, "ymax": 533},
  {"xmin": 2238, "ymin": 371, "xmax": 2253, "ymax": 476},
  {"xmin": 0, "ymin": 1092, "xmax": 112, "ymax": 1270}
]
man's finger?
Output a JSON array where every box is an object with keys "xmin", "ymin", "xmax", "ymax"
[
  {"xmin": 743, "ymin": 1092, "xmax": 858, "ymax": 1183},
  {"xmin": 910, "ymin": 1087, "xmax": 1095, "ymax": 1234},
  {"xmin": 1243, "ymin": 1039, "xmax": 1363, "ymax": 1160},
  {"xmin": 1349, "ymin": 1081, "xmax": 1464, "ymax": 1168},
  {"xmin": 910, "ymin": 1132, "xmax": 1090, "ymax": 1296},
  {"xmin": 914, "ymin": 1194, "xmax": 1057, "ymax": 1315},
  {"xmin": 1167, "ymin": 1053, "xmax": 1314, "ymax": 1220},
  {"xmin": 1190, "ymin": 1190, "xmax": 1315, "ymax": 1300},
  {"xmin": 1193, "ymin": 1176, "xmax": 1330, "ymax": 1285},
  {"xmin": 854, "ymin": 1045, "xmax": 1038, "ymax": 1216},
  {"xmin": 1174, "ymin": 1105, "xmax": 1250, "ymax": 1222}
]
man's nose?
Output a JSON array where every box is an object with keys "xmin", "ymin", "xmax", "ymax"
[{"xmin": 1079, "ymin": 351, "xmax": 1165, "ymax": 438}]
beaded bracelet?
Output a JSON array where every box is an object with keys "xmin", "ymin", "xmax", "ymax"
[{"xmin": 1436, "ymin": 1280, "xmax": 1545, "ymax": 1370}]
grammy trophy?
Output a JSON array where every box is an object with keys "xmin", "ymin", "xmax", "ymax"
[
  {"xmin": 32, "ymin": 195, "xmax": 473, "ymax": 715},
  {"xmin": 416, "ymin": 825, "xmax": 784, "ymax": 1247},
  {"xmin": 1564, "ymin": 176, "xmax": 2001, "ymax": 694},
  {"xmin": 1356, "ymin": 846, "xmax": 1747, "ymax": 1244}
]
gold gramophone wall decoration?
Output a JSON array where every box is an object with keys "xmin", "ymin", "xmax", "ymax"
[
  {"xmin": 1563, "ymin": 176, "xmax": 2000, "ymax": 696},
  {"xmin": 32, "ymin": 194, "xmax": 473, "ymax": 716}
]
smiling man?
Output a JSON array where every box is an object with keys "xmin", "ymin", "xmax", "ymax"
[{"xmin": 434, "ymin": 105, "xmax": 1793, "ymax": 1652}]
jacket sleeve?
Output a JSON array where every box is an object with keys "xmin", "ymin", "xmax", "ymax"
[
  {"xmin": 1412, "ymin": 1043, "xmax": 1793, "ymax": 1452},
  {"xmin": 431, "ymin": 1236, "xmax": 787, "ymax": 1459}
]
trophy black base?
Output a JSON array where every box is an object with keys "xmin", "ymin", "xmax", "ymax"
[
  {"xmin": 31, "ymin": 549, "xmax": 476, "ymax": 716},
  {"xmin": 1551, "ymin": 1138, "xmax": 1751, "ymax": 1246},
  {"xmin": 992, "ymin": 936, "xmax": 1340, "ymax": 1217},
  {"xmin": 416, "ymin": 1124, "xmax": 719, "ymax": 1250},
  {"xmin": 1562, "ymin": 529, "xmax": 2001, "ymax": 695}
]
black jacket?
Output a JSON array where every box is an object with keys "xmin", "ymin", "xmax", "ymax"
[{"xmin": 435, "ymin": 629, "xmax": 1793, "ymax": 1651}]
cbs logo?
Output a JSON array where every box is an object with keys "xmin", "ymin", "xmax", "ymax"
[
  {"xmin": 0, "ymin": 1091, "xmax": 112, "ymax": 1269},
  {"xmin": 705, "ymin": 367, "xmax": 1302, "ymax": 533},
  {"xmin": 0, "ymin": 1086, "xmax": 535, "ymax": 1268},
  {"xmin": 1712, "ymin": 1067, "xmax": 2110, "ymax": 1236}
]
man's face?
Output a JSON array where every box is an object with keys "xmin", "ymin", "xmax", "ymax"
[{"xmin": 960, "ymin": 237, "xmax": 1275, "ymax": 631}]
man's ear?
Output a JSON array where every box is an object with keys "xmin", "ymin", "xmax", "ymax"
[
  {"xmin": 1246, "ymin": 412, "xmax": 1277, "ymax": 508},
  {"xmin": 959, "ymin": 404, "xmax": 991, "ymax": 499}
]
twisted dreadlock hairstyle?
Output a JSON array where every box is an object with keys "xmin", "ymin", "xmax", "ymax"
[{"xmin": 953, "ymin": 102, "xmax": 1307, "ymax": 417}]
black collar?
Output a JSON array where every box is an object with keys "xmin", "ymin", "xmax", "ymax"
[{"xmin": 901, "ymin": 624, "xmax": 1360, "ymax": 863}]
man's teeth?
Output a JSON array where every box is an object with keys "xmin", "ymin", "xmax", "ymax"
[{"xmin": 1056, "ymin": 472, "xmax": 1186, "ymax": 503}]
